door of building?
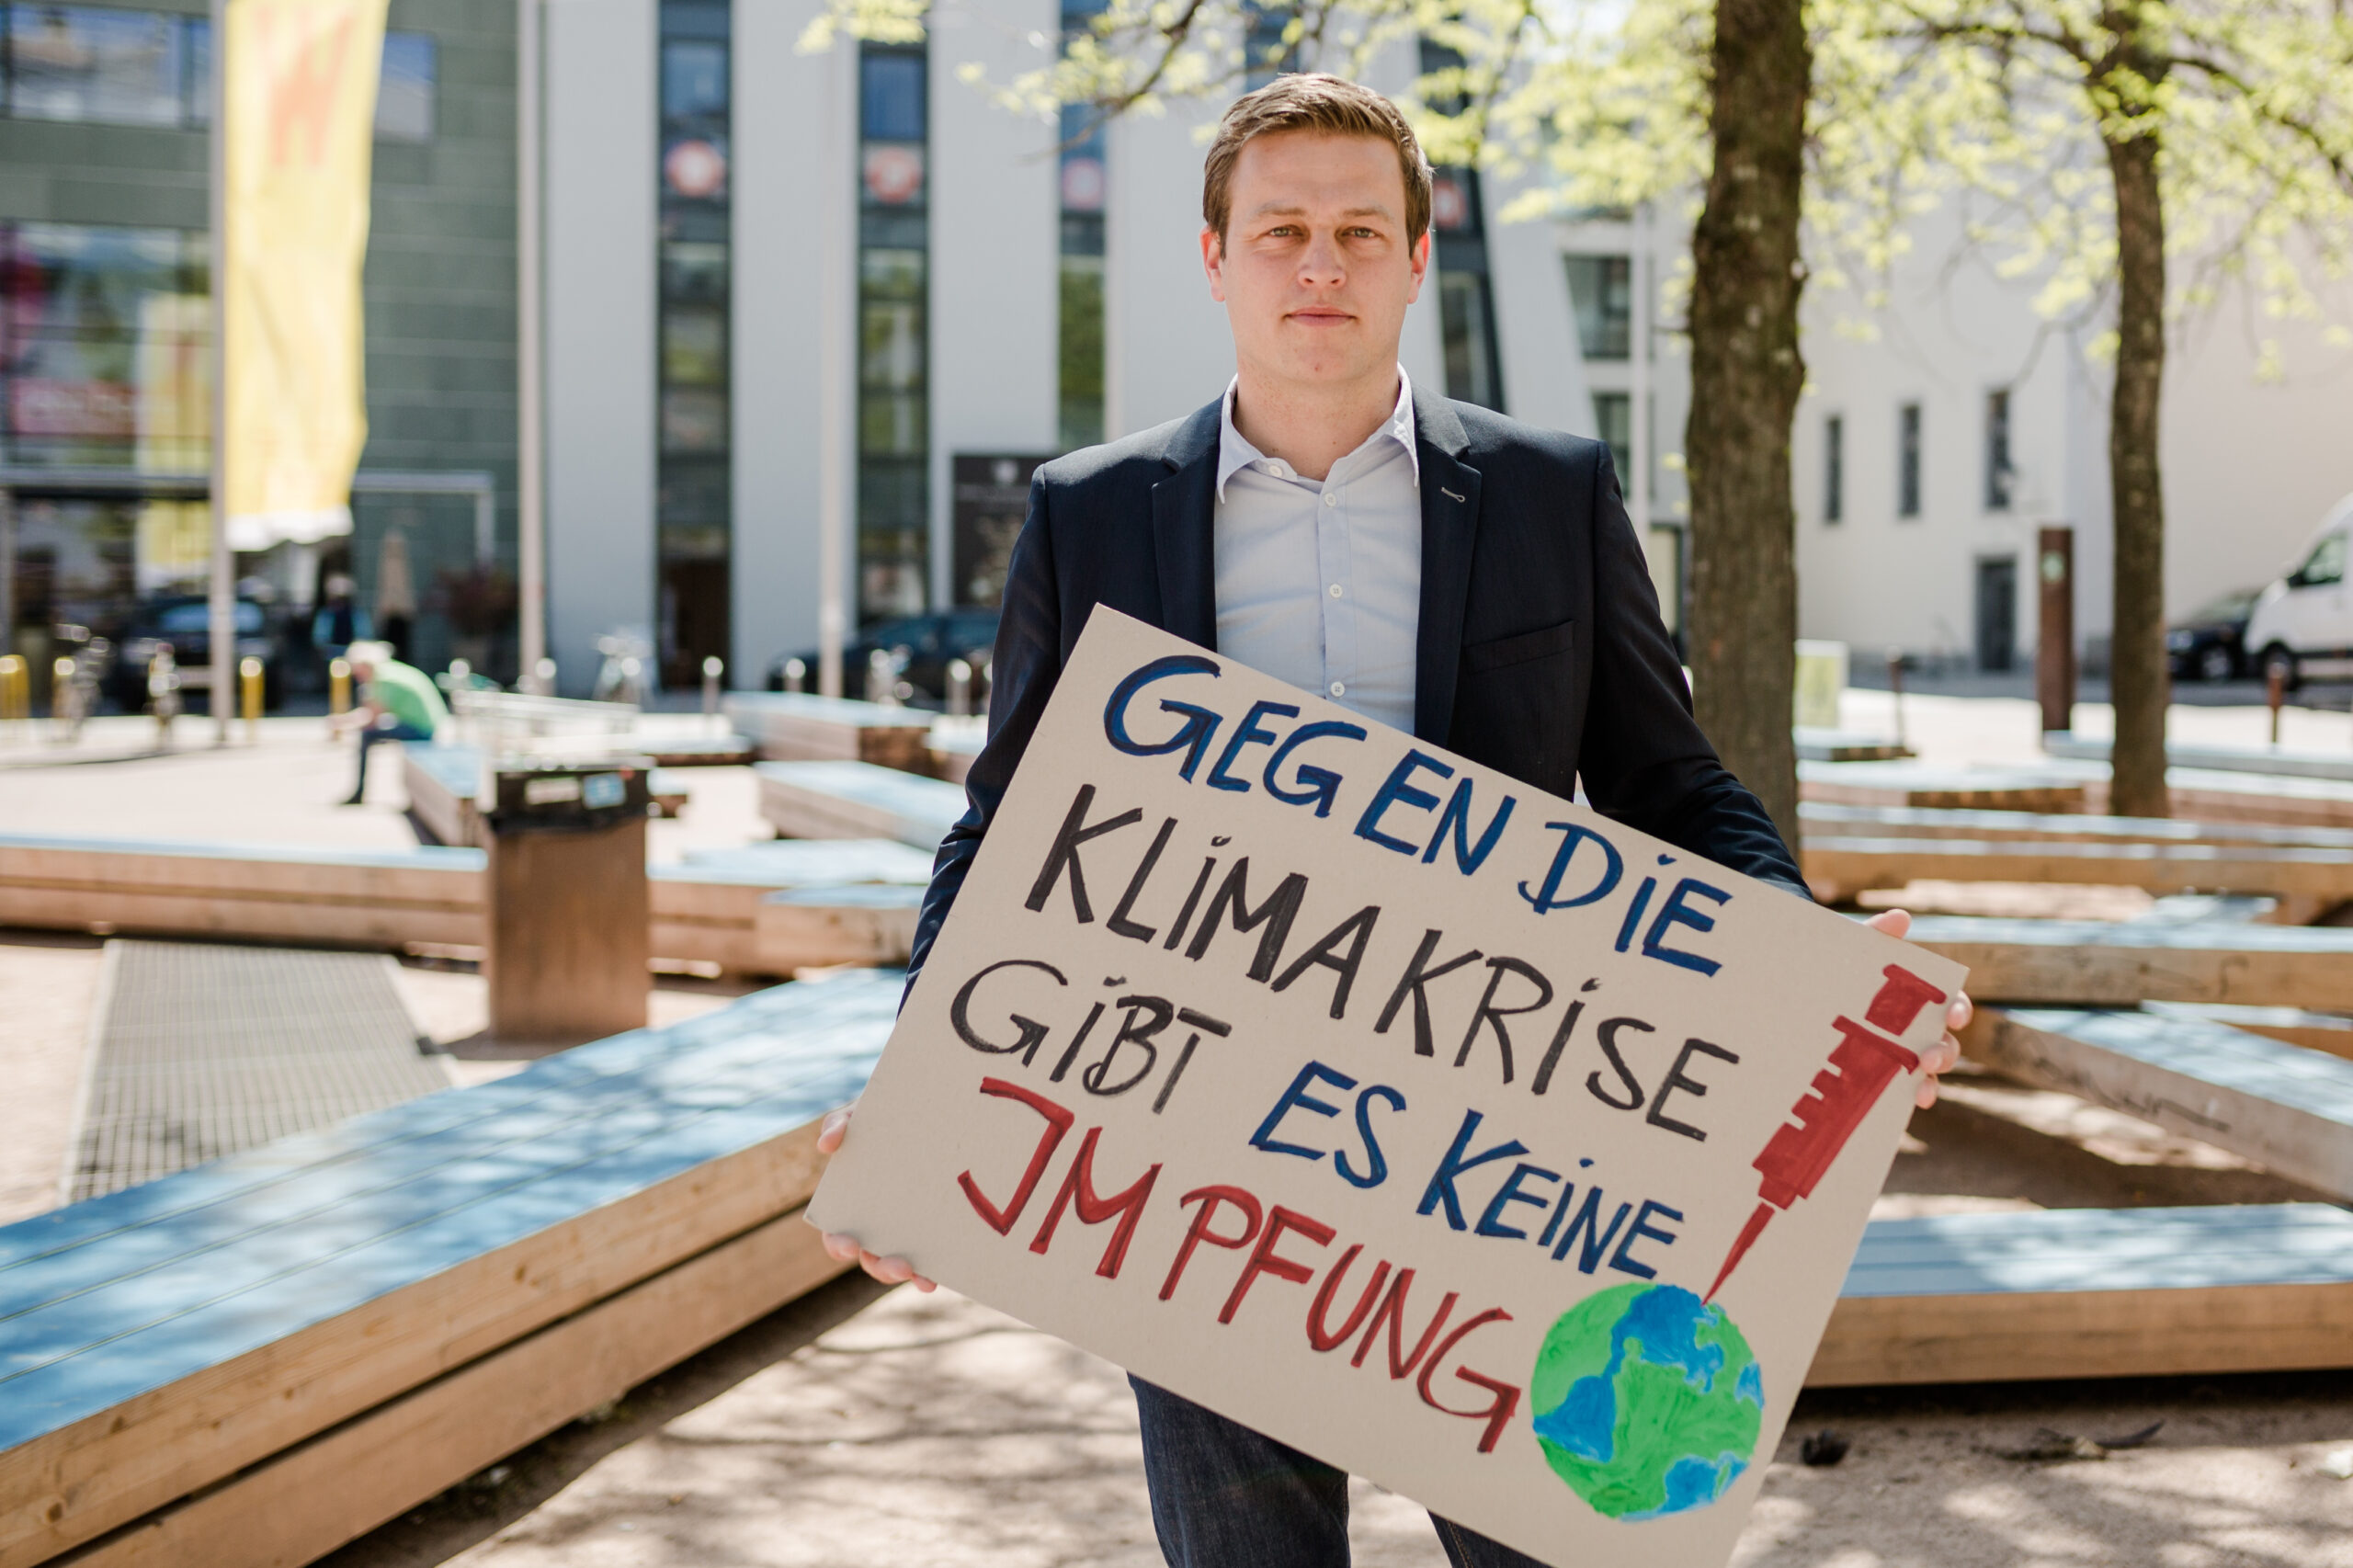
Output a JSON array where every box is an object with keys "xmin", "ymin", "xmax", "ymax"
[{"xmin": 1975, "ymin": 555, "xmax": 2017, "ymax": 674}]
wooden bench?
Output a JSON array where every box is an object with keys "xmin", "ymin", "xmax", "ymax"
[
  {"xmin": 1799, "ymin": 761, "xmax": 2095, "ymax": 813},
  {"xmin": 1905, "ymin": 915, "xmax": 2353, "ymax": 1013},
  {"xmin": 756, "ymin": 884, "xmax": 925, "ymax": 969},
  {"xmin": 724, "ymin": 694, "xmax": 938, "ymax": 773},
  {"xmin": 2158, "ymin": 767, "xmax": 2353, "ymax": 832},
  {"xmin": 1816, "ymin": 1203, "xmax": 2353, "ymax": 1386},
  {"xmin": 401, "ymin": 745, "xmax": 689, "ymax": 850},
  {"xmin": 2142, "ymin": 1002, "xmax": 2353, "ymax": 1062},
  {"xmin": 928, "ymin": 717, "xmax": 986, "ymax": 784},
  {"xmin": 756, "ymin": 760, "xmax": 966, "ymax": 848},
  {"xmin": 1793, "ymin": 728, "xmax": 1914, "ymax": 763},
  {"xmin": 1802, "ymin": 835, "xmax": 2353, "ymax": 907},
  {"xmin": 0, "ymin": 969, "xmax": 900, "ymax": 1568},
  {"xmin": 0, "ymin": 833, "xmax": 922, "ymax": 977},
  {"xmin": 1802, "ymin": 801, "xmax": 2353, "ymax": 851},
  {"xmin": 2045, "ymin": 732, "xmax": 2353, "ymax": 784},
  {"xmin": 1963, "ymin": 1006, "xmax": 2353, "ymax": 1201}
]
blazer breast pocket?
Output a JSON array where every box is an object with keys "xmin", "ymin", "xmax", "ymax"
[{"xmin": 1461, "ymin": 619, "xmax": 1576, "ymax": 676}]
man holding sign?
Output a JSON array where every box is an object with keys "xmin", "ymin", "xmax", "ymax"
[{"xmin": 813, "ymin": 74, "xmax": 1968, "ymax": 1568}]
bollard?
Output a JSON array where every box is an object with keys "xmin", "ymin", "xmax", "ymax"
[
  {"xmin": 782, "ymin": 656, "xmax": 806, "ymax": 694},
  {"xmin": 448, "ymin": 658, "xmax": 472, "ymax": 692},
  {"xmin": 149, "ymin": 645, "xmax": 180, "ymax": 744},
  {"xmin": 947, "ymin": 657, "xmax": 972, "ymax": 718},
  {"xmin": 866, "ymin": 647, "xmax": 897, "ymax": 707},
  {"xmin": 0, "ymin": 654, "xmax": 23, "ymax": 732},
  {"xmin": 51, "ymin": 655, "xmax": 77, "ymax": 739},
  {"xmin": 701, "ymin": 653, "xmax": 722, "ymax": 729},
  {"xmin": 533, "ymin": 656, "xmax": 557, "ymax": 695},
  {"xmin": 329, "ymin": 657, "xmax": 352, "ymax": 715},
  {"xmin": 2268, "ymin": 661, "xmax": 2285, "ymax": 747},
  {"xmin": 1885, "ymin": 647, "xmax": 1907, "ymax": 752},
  {"xmin": 240, "ymin": 655, "xmax": 263, "ymax": 743}
]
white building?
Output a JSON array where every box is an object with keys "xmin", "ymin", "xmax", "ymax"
[{"xmin": 534, "ymin": 0, "xmax": 2348, "ymax": 696}]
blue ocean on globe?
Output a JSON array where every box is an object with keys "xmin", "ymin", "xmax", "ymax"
[{"xmin": 1529, "ymin": 1282, "xmax": 1766, "ymax": 1521}]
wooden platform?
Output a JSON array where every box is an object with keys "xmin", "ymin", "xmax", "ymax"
[
  {"xmin": 0, "ymin": 970, "xmax": 901, "ymax": 1568},
  {"xmin": 1801, "ymin": 801, "xmax": 2353, "ymax": 851},
  {"xmin": 756, "ymin": 760, "xmax": 966, "ymax": 848},
  {"xmin": 756, "ymin": 884, "xmax": 924, "ymax": 968},
  {"xmin": 2142, "ymin": 1001, "xmax": 2353, "ymax": 1062},
  {"xmin": 1803, "ymin": 834, "xmax": 2353, "ymax": 905},
  {"xmin": 0, "ymin": 832, "xmax": 923, "ymax": 977},
  {"xmin": 1905, "ymin": 915, "xmax": 2353, "ymax": 1012},
  {"xmin": 1964, "ymin": 1006, "xmax": 2353, "ymax": 1201},
  {"xmin": 2045, "ymin": 732, "xmax": 2353, "ymax": 784},
  {"xmin": 2160, "ymin": 767, "xmax": 2353, "ymax": 832},
  {"xmin": 1793, "ymin": 728, "xmax": 1915, "ymax": 763},
  {"xmin": 1814, "ymin": 1204, "xmax": 2353, "ymax": 1386},
  {"xmin": 402, "ymin": 746, "xmax": 688, "ymax": 850},
  {"xmin": 723, "ymin": 694, "xmax": 938, "ymax": 772},
  {"xmin": 1799, "ymin": 761, "xmax": 2094, "ymax": 812},
  {"xmin": 928, "ymin": 718, "xmax": 985, "ymax": 784}
]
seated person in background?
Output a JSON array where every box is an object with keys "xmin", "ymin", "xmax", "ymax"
[{"xmin": 329, "ymin": 641, "xmax": 448, "ymax": 806}]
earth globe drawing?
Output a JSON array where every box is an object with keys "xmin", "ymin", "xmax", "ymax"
[{"xmin": 1529, "ymin": 1281, "xmax": 1765, "ymax": 1521}]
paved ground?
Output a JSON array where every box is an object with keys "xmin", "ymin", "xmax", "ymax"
[{"xmin": 6, "ymin": 697, "xmax": 2353, "ymax": 1563}]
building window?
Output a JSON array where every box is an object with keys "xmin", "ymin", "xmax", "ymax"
[
  {"xmin": 1241, "ymin": 1, "xmax": 1294, "ymax": 88},
  {"xmin": 1897, "ymin": 401, "xmax": 1922, "ymax": 519},
  {"xmin": 5, "ymin": 11, "xmax": 436, "ymax": 142},
  {"xmin": 1422, "ymin": 41, "xmax": 1502, "ymax": 412},
  {"xmin": 1057, "ymin": 0, "xmax": 1107, "ymax": 452},
  {"xmin": 1984, "ymin": 387, "xmax": 2013, "ymax": 511},
  {"xmin": 656, "ymin": 0, "xmax": 731, "ymax": 687},
  {"xmin": 1591, "ymin": 392, "xmax": 1631, "ymax": 485},
  {"xmin": 1824, "ymin": 414, "xmax": 1843, "ymax": 524},
  {"xmin": 1562, "ymin": 254, "xmax": 1631, "ymax": 361},
  {"xmin": 858, "ymin": 41, "xmax": 928, "ymax": 623}
]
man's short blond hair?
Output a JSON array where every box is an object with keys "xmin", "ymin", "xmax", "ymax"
[{"xmin": 1202, "ymin": 74, "xmax": 1434, "ymax": 249}]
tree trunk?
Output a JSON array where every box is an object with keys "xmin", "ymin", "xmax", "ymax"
[
  {"xmin": 1684, "ymin": 0, "xmax": 1811, "ymax": 848},
  {"xmin": 2103, "ymin": 117, "xmax": 2169, "ymax": 819}
]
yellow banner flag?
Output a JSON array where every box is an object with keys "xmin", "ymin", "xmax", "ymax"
[{"xmin": 222, "ymin": 0, "xmax": 387, "ymax": 550}]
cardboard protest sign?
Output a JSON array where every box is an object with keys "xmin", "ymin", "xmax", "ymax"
[{"xmin": 809, "ymin": 608, "xmax": 1966, "ymax": 1566}]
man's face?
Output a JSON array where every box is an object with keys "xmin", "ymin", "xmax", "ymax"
[{"xmin": 1203, "ymin": 130, "xmax": 1427, "ymax": 391}]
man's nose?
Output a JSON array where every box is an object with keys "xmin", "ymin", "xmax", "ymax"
[{"xmin": 1297, "ymin": 233, "xmax": 1346, "ymax": 288}]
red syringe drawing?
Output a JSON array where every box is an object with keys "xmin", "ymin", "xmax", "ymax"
[{"xmin": 1703, "ymin": 964, "xmax": 1949, "ymax": 1302}]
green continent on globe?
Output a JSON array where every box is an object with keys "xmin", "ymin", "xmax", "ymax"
[{"xmin": 1528, "ymin": 1282, "xmax": 1765, "ymax": 1521}]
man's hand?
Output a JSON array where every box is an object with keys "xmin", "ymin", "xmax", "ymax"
[
  {"xmin": 813, "ymin": 1106, "xmax": 938, "ymax": 1292},
  {"xmin": 1864, "ymin": 908, "xmax": 1971, "ymax": 1108}
]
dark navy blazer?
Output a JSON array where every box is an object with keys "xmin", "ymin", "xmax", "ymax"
[{"xmin": 906, "ymin": 389, "xmax": 1805, "ymax": 985}]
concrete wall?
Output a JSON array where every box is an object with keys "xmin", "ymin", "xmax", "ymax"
[{"xmin": 543, "ymin": 0, "xmax": 657, "ymax": 693}]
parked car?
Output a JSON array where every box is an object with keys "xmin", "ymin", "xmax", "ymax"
[
  {"xmin": 2165, "ymin": 587, "xmax": 2262, "ymax": 682},
  {"xmin": 2245, "ymin": 493, "xmax": 2353, "ymax": 691},
  {"xmin": 108, "ymin": 597, "xmax": 280, "ymax": 711},
  {"xmin": 767, "ymin": 609, "xmax": 1000, "ymax": 706}
]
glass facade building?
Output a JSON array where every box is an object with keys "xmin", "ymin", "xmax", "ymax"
[
  {"xmin": 656, "ymin": 0, "xmax": 733, "ymax": 687},
  {"xmin": 1057, "ymin": 0, "xmax": 1107, "ymax": 452},
  {"xmin": 857, "ymin": 40, "xmax": 928, "ymax": 622},
  {"xmin": 1420, "ymin": 42, "xmax": 1501, "ymax": 411}
]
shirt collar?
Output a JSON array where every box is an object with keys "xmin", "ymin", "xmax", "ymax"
[{"xmin": 1216, "ymin": 368, "xmax": 1419, "ymax": 501}]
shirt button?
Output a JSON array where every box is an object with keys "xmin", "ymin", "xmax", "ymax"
[
  {"xmin": 1327, "ymin": 584, "xmax": 1343, "ymax": 598},
  {"xmin": 1323, "ymin": 493, "xmax": 1338, "ymax": 507},
  {"xmin": 1329, "ymin": 681, "xmax": 1346, "ymax": 697}
]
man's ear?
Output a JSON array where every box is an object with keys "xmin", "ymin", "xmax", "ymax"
[
  {"xmin": 1405, "ymin": 229, "xmax": 1430, "ymax": 305},
  {"xmin": 1201, "ymin": 224, "xmax": 1227, "ymax": 302}
]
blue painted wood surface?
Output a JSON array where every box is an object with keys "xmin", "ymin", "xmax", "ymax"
[
  {"xmin": 765, "ymin": 884, "xmax": 926, "ymax": 912},
  {"xmin": 1905, "ymin": 915, "xmax": 2353, "ymax": 954},
  {"xmin": 2004, "ymin": 1007, "xmax": 2353, "ymax": 1128},
  {"xmin": 1844, "ymin": 1204, "xmax": 2353, "ymax": 1297},
  {"xmin": 756, "ymin": 761, "xmax": 966, "ymax": 846},
  {"xmin": 0, "ymin": 832, "xmax": 483, "ymax": 872},
  {"xmin": 679, "ymin": 839, "xmax": 936, "ymax": 884},
  {"xmin": 0, "ymin": 971, "xmax": 903, "ymax": 1452},
  {"xmin": 724, "ymin": 693, "xmax": 936, "ymax": 730}
]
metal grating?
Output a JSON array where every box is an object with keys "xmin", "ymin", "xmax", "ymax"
[{"xmin": 69, "ymin": 940, "xmax": 451, "ymax": 1201}]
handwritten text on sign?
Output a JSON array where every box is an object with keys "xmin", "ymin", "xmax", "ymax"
[{"xmin": 809, "ymin": 610, "xmax": 1966, "ymax": 1566}]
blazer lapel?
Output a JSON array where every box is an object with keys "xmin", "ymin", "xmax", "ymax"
[
  {"xmin": 1150, "ymin": 399, "xmax": 1224, "ymax": 651},
  {"xmin": 1413, "ymin": 390, "xmax": 1481, "ymax": 744}
]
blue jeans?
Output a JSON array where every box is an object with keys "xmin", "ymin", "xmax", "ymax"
[
  {"xmin": 1131, "ymin": 1378, "xmax": 1555, "ymax": 1568},
  {"xmin": 347, "ymin": 721, "xmax": 430, "ymax": 801}
]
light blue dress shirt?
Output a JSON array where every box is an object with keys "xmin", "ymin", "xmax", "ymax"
[{"xmin": 1212, "ymin": 369, "xmax": 1422, "ymax": 736}]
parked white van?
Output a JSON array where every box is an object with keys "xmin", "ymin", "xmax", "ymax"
[{"xmin": 2245, "ymin": 493, "xmax": 2353, "ymax": 689}]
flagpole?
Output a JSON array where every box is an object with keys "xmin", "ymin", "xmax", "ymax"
[
  {"xmin": 516, "ymin": 0, "xmax": 547, "ymax": 690},
  {"xmin": 208, "ymin": 0, "xmax": 233, "ymax": 744}
]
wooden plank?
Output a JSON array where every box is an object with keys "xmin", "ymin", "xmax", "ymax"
[
  {"xmin": 1802, "ymin": 834, "xmax": 2353, "ymax": 904},
  {"xmin": 1904, "ymin": 915, "xmax": 2353, "ymax": 1012},
  {"xmin": 68, "ymin": 1209, "xmax": 850, "ymax": 1568},
  {"xmin": 724, "ymin": 694, "xmax": 936, "ymax": 772},
  {"xmin": 756, "ymin": 884, "xmax": 923, "ymax": 970},
  {"xmin": 756, "ymin": 760, "xmax": 964, "ymax": 849},
  {"xmin": 2142, "ymin": 1002, "xmax": 2353, "ymax": 1062},
  {"xmin": 1793, "ymin": 729, "xmax": 1913, "ymax": 763},
  {"xmin": 2045, "ymin": 732, "xmax": 2353, "ymax": 784},
  {"xmin": 1800, "ymin": 761, "xmax": 2093, "ymax": 812},
  {"xmin": 2161, "ymin": 768, "xmax": 2353, "ymax": 832},
  {"xmin": 680, "ymin": 838, "xmax": 936, "ymax": 884},
  {"xmin": 1962, "ymin": 1006, "xmax": 2353, "ymax": 1200},
  {"xmin": 399, "ymin": 746, "xmax": 479, "ymax": 847},
  {"xmin": 0, "ymin": 972, "xmax": 898, "ymax": 1568},
  {"xmin": 1809, "ymin": 1204, "xmax": 2353, "ymax": 1385},
  {"xmin": 1801, "ymin": 801, "xmax": 2353, "ymax": 850}
]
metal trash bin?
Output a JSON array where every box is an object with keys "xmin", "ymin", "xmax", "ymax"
[{"xmin": 483, "ymin": 757, "xmax": 654, "ymax": 1046}]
